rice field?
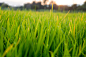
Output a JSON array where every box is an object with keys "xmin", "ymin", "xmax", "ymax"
[{"xmin": 0, "ymin": 8, "xmax": 86, "ymax": 57}]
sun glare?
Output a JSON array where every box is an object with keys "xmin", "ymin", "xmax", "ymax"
[
  {"xmin": 54, "ymin": 0, "xmax": 73, "ymax": 5},
  {"xmin": 0, "ymin": 0, "xmax": 85, "ymax": 6},
  {"xmin": 54, "ymin": 0, "xmax": 85, "ymax": 5}
]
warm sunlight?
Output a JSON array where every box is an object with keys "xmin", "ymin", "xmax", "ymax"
[
  {"xmin": 53, "ymin": 0, "xmax": 85, "ymax": 5},
  {"xmin": 55, "ymin": 0, "xmax": 73, "ymax": 5},
  {"xmin": 0, "ymin": 0, "xmax": 86, "ymax": 6}
]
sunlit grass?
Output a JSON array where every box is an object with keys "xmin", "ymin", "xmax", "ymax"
[{"xmin": 0, "ymin": 8, "xmax": 86, "ymax": 57}]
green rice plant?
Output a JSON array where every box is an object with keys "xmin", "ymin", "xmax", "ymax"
[{"xmin": 0, "ymin": 8, "xmax": 86, "ymax": 57}]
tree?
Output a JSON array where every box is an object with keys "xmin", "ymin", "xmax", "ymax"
[
  {"xmin": 71, "ymin": 4, "xmax": 77, "ymax": 10},
  {"xmin": 43, "ymin": 0, "xmax": 48, "ymax": 4},
  {"xmin": 81, "ymin": 1, "xmax": 86, "ymax": 11}
]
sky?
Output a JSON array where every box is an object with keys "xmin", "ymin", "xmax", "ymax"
[{"xmin": 0, "ymin": 0, "xmax": 85, "ymax": 6}]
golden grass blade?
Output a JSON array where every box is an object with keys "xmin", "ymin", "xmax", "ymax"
[
  {"xmin": 57, "ymin": 16, "xmax": 58, "ymax": 24},
  {"xmin": 64, "ymin": 10, "xmax": 70, "ymax": 18},
  {"xmin": 52, "ymin": 3, "xmax": 53, "ymax": 11},
  {"xmin": 73, "ymin": 22, "xmax": 75, "ymax": 38},
  {"xmin": 81, "ymin": 13, "xmax": 84, "ymax": 21},
  {"xmin": 2, "ymin": 44, "xmax": 13, "ymax": 57},
  {"xmin": 0, "ymin": 15, "xmax": 1, "ymax": 19}
]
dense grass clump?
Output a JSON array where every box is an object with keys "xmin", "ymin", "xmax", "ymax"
[{"xmin": 0, "ymin": 8, "xmax": 86, "ymax": 57}]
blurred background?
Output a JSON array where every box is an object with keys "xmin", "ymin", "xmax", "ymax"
[{"xmin": 0, "ymin": 0, "xmax": 86, "ymax": 11}]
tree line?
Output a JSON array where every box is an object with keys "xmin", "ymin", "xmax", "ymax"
[{"xmin": 0, "ymin": 1, "xmax": 86, "ymax": 11}]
